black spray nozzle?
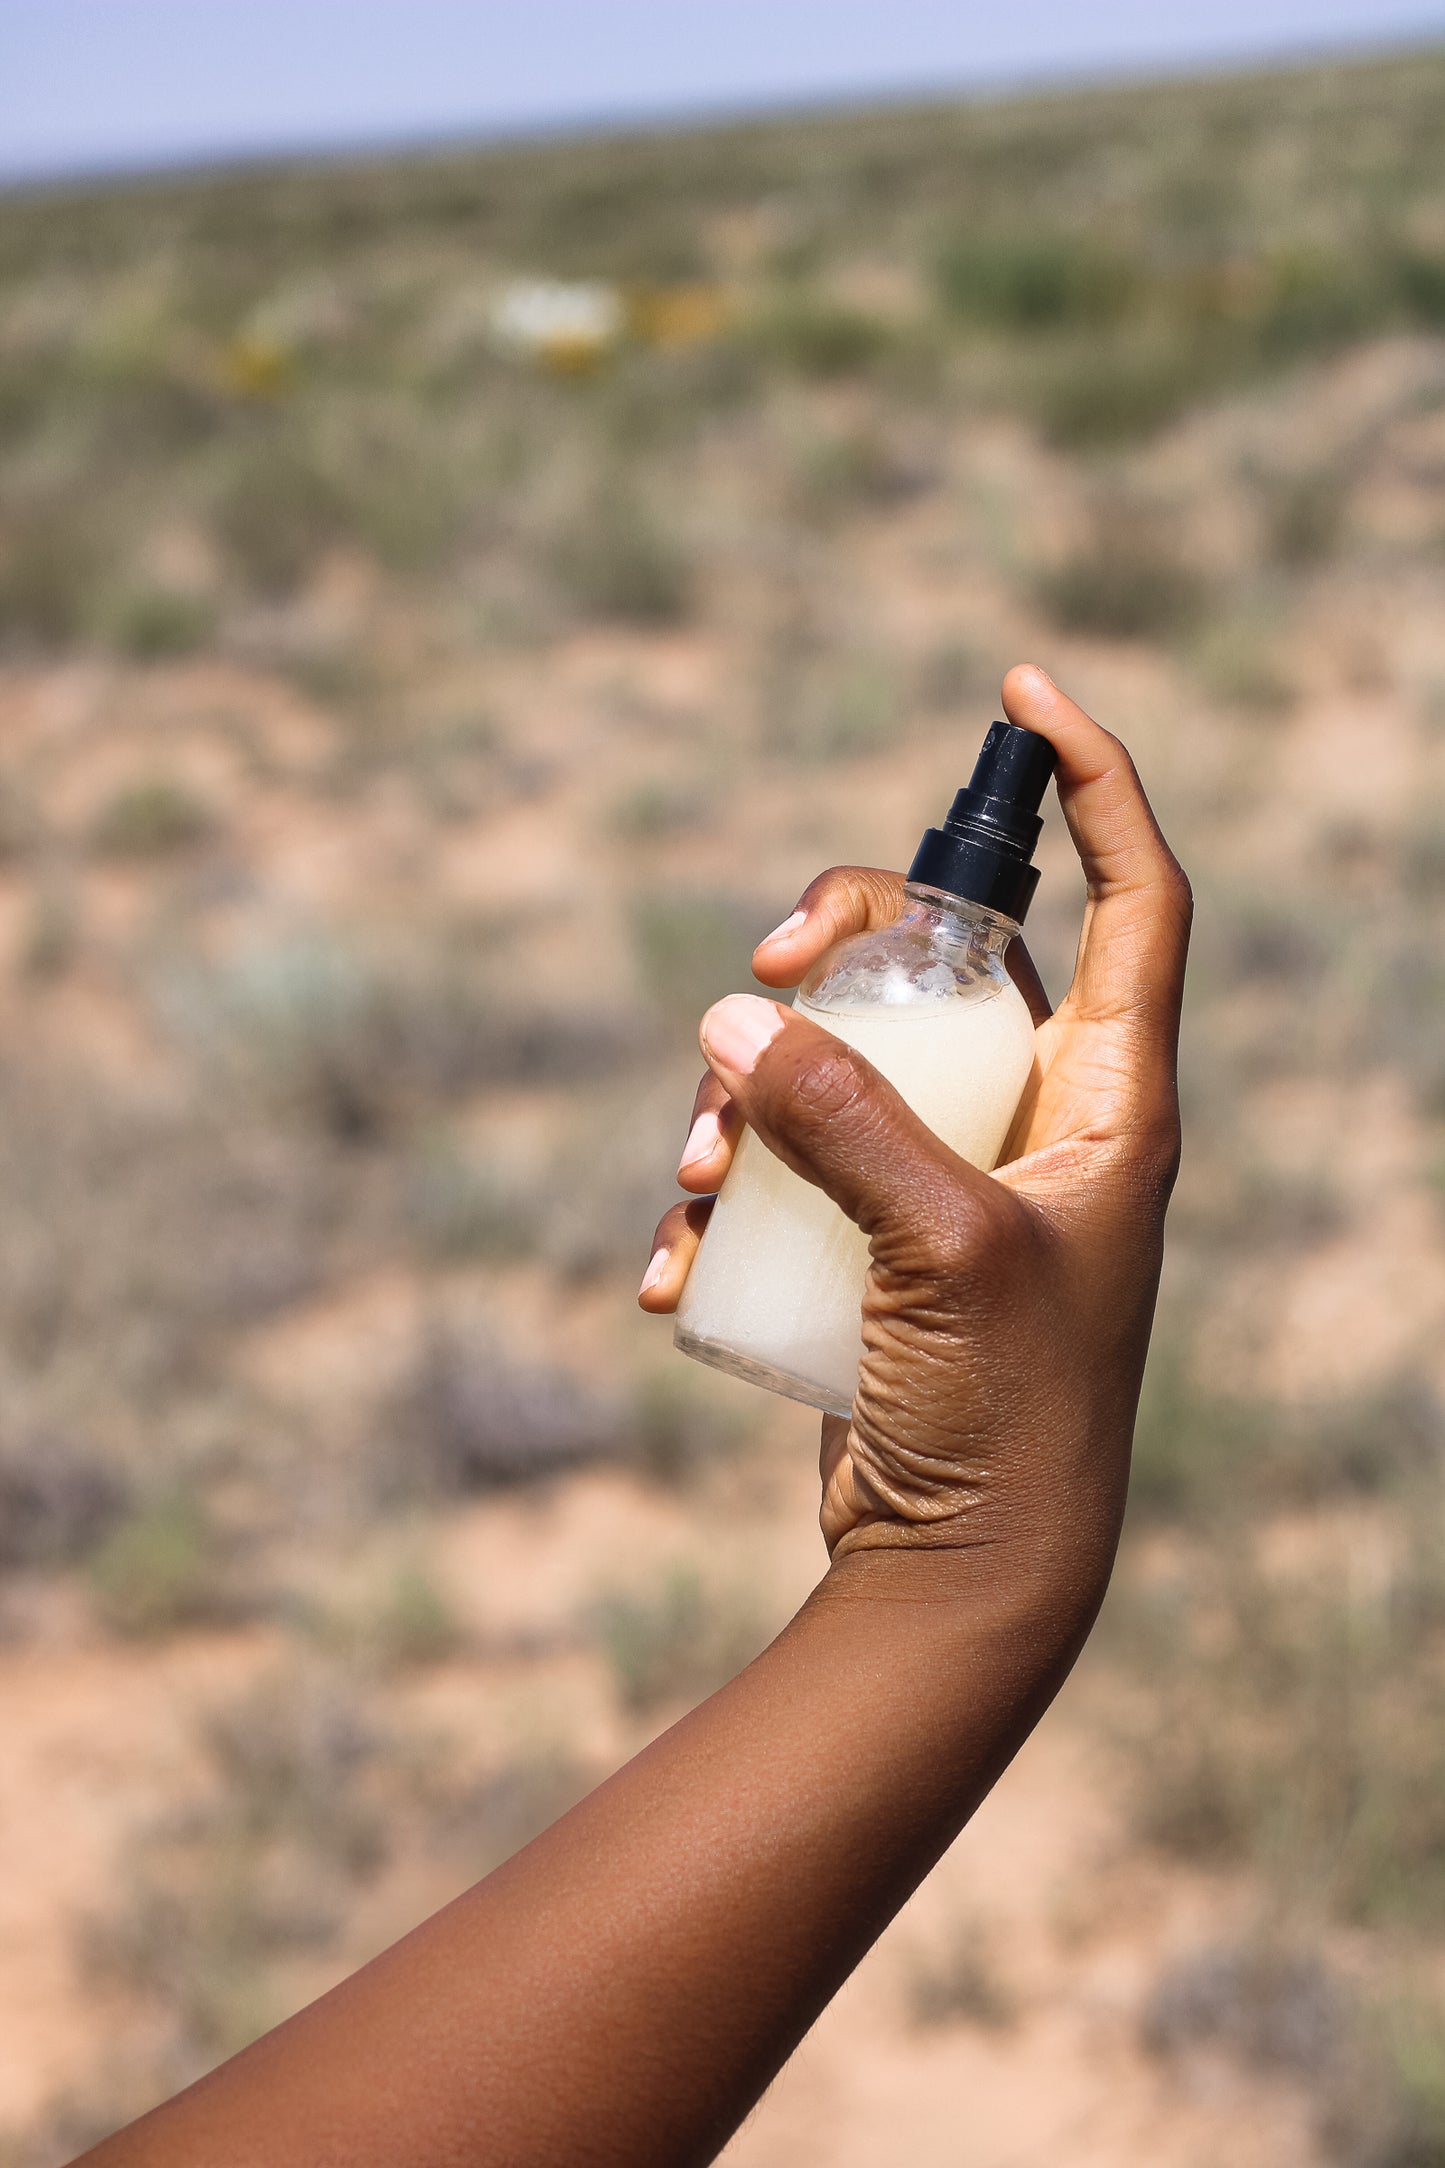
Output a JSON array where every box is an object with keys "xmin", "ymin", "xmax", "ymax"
[
  {"xmin": 965, "ymin": 719, "xmax": 1057, "ymax": 827},
  {"xmin": 906, "ymin": 721, "xmax": 1057, "ymax": 924}
]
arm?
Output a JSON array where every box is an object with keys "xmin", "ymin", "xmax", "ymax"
[{"xmin": 77, "ymin": 665, "xmax": 1190, "ymax": 2168}]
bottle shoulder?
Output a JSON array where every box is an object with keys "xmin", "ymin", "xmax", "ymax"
[{"xmin": 798, "ymin": 908, "xmax": 1017, "ymax": 1017}]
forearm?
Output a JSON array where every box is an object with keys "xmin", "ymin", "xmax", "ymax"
[{"xmin": 81, "ymin": 1541, "xmax": 1103, "ymax": 2168}]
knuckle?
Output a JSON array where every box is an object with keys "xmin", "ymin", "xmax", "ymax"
[
  {"xmin": 790, "ymin": 1041, "xmax": 873, "ymax": 1124},
  {"xmin": 1095, "ymin": 730, "xmax": 1144, "ymax": 798},
  {"xmin": 1147, "ymin": 1115, "xmax": 1184, "ymax": 1194},
  {"xmin": 801, "ymin": 864, "xmax": 900, "ymax": 926},
  {"xmin": 1159, "ymin": 858, "xmax": 1193, "ymax": 920},
  {"xmin": 1122, "ymin": 1105, "xmax": 1183, "ymax": 1197},
  {"xmin": 799, "ymin": 865, "xmax": 857, "ymax": 911}
]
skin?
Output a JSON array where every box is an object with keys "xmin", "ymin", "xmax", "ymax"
[{"xmin": 75, "ymin": 665, "xmax": 1189, "ymax": 2168}]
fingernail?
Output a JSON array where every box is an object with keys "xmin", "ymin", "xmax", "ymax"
[
  {"xmin": 758, "ymin": 909, "xmax": 807, "ymax": 947},
  {"xmin": 701, "ymin": 994, "xmax": 785, "ymax": 1075},
  {"xmin": 679, "ymin": 1109, "xmax": 721, "ymax": 1173},
  {"xmin": 638, "ymin": 1247, "xmax": 669, "ymax": 1297}
]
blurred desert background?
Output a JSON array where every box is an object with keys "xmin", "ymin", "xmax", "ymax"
[{"xmin": 3, "ymin": 42, "xmax": 1445, "ymax": 2165}]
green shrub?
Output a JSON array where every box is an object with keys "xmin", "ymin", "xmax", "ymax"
[
  {"xmin": 611, "ymin": 777, "xmax": 710, "ymax": 838},
  {"xmin": 19, "ymin": 887, "xmax": 80, "ymax": 981},
  {"xmin": 1320, "ymin": 1380, "xmax": 1444, "ymax": 1500},
  {"xmin": 0, "ymin": 500, "xmax": 103, "ymax": 647},
  {"xmin": 86, "ymin": 1871, "xmax": 285, "ymax": 2070},
  {"xmin": 593, "ymin": 1567, "xmax": 766, "ymax": 1714},
  {"xmin": 537, "ymin": 1079, "xmax": 684, "ymax": 1279},
  {"xmin": 194, "ymin": 934, "xmax": 638, "ymax": 1142},
  {"xmin": 1261, "ymin": 465, "xmax": 1351, "ymax": 568},
  {"xmin": 1374, "ymin": 2005, "xmax": 1445, "ymax": 2168},
  {"xmin": 1393, "ymin": 248, "xmax": 1445, "ymax": 327},
  {"xmin": 1254, "ymin": 249, "xmax": 1379, "ymax": 362},
  {"xmin": 88, "ymin": 1497, "xmax": 223, "ymax": 1638},
  {"xmin": 630, "ymin": 889, "xmax": 768, "ymax": 1019},
  {"xmin": 7, "ymin": 2065, "xmax": 178, "ymax": 2168},
  {"xmin": 992, "ymin": 245, "xmax": 1413, "ymax": 445},
  {"xmin": 103, "ymin": 584, "xmax": 216, "ymax": 658},
  {"xmin": 405, "ymin": 1136, "xmax": 535, "ymax": 1261},
  {"xmin": 372, "ymin": 1561, "xmax": 461, "ymax": 1666},
  {"xmin": 1143, "ymin": 1936, "xmax": 1350, "ymax": 2078},
  {"xmin": 1404, "ymin": 816, "xmax": 1445, "ymax": 902},
  {"xmin": 1030, "ymin": 334, "xmax": 1209, "ymax": 448},
  {"xmin": 204, "ymin": 1671, "xmax": 386, "ymax": 1869},
  {"xmin": 748, "ymin": 293, "xmax": 892, "ymax": 379},
  {"xmin": 1362, "ymin": 931, "xmax": 1445, "ymax": 1116},
  {"xmin": 769, "ymin": 651, "xmax": 901, "ymax": 764},
  {"xmin": 301, "ymin": 1552, "xmax": 463, "ymax": 1668},
  {"xmin": 1146, "ymin": 1949, "xmax": 1445, "ymax": 2167},
  {"xmin": 551, "ymin": 483, "xmax": 691, "ymax": 624},
  {"xmin": 792, "ymin": 424, "xmax": 928, "ymax": 519},
  {"xmin": 1214, "ymin": 893, "xmax": 1326, "ymax": 989},
  {"xmin": 384, "ymin": 1327, "xmax": 621, "ymax": 1497},
  {"xmin": 0, "ymin": 777, "xmax": 40, "ymax": 862},
  {"xmin": 1125, "ymin": 1339, "xmax": 1262, "ymax": 1522},
  {"xmin": 459, "ymin": 1747, "xmax": 596, "ymax": 1873},
  {"xmin": 83, "ymin": 1671, "xmax": 389, "ymax": 2071},
  {"xmin": 326, "ymin": 419, "xmax": 460, "ymax": 575},
  {"xmin": 213, "ymin": 439, "xmax": 350, "ymax": 597},
  {"xmin": 914, "ymin": 641, "xmax": 989, "ymax": 712},
  {"xmin": 1115, "ymin": 1541, "xmax": 1445, "ymax": 1926},
  {"xmin": 1189, "ymin": 617, "xmax": 1296, "ymax": 712},
  {"xmin": 0, "ymin": 352, "xmax": 54, "ymax": 451},
  {"xmin": 1036, "ymin": 513, "xmax": 1208, "ymax": 639},
  {"xmin": 907, "ymin": 1921, "xmax": 1016, "ymax": 2030},
  {"xmin": 0, "ymin": 1431, "xmax": 129, "ymax": 1567},
  {"xmin": 91, "ymin": 778, "xmax": 214, "ymax": 858},
  {"xmin": 936, "ymin": 233, "xmax": 1136, "ymax": 330},
  {"xmin": 629, "ymin": 1368, "xmax": 743, "ymax": 1487}
]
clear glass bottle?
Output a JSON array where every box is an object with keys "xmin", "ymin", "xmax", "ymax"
[{"xmin": 673, "ymin": 721, "xmax": 1055, "ymax": 1419}]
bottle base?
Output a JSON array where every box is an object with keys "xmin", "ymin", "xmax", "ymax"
[{"xmin": 673, "ymin": 1320, "xmax": 853, "ymax": 1421}]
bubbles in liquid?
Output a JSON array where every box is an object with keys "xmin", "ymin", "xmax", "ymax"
[{"xmin": 675, "ymin": 982, "xmax": 1036, "ymax": 1416}]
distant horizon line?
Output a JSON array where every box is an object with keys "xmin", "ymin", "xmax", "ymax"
[{"xmin": 3, "ymin": 23, "xmax": 1442, "ymax": 201}]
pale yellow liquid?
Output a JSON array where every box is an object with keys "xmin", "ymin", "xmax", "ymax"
[{"xmin": 674, "ymin": 983, "xmax": 1036, "ymax": 1416}]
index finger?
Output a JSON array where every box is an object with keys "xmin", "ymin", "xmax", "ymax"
[
  {"xmin": 1001, "ymin": 664, "xmax": 1191, "ymax": 1040},
  {"xmin": 754, "ymin": 862, "xmax": 1051, "ymax": 1026},
  {"xmin": 750, "ymin": 866, "xmax": 905, "ymax": 988}
]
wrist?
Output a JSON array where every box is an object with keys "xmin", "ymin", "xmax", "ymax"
[
  {"xmin": 818, "ymin": 1511, "xmax": 1117, "ymax": 1674},
  {"xmin": 773, "ymin": 1538, "xmax": 1103, "ymax": 1831}
]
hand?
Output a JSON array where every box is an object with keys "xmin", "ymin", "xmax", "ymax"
[{"xmin": 640, "ymin": 665, "xmax": 1191, "ymax": 1603}]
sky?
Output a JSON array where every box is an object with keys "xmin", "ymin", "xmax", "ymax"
[{"xmin": 3, "ymin": 0, "xmax": 1443, "ymax": 184}]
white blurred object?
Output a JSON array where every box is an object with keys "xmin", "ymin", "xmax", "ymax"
[{"xmin": 490, "ymin": 279, "xmax": 625, "ymax": 369}]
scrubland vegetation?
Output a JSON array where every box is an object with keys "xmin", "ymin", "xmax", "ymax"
[{"xmin": 3, "ymin": 43, "xmax": 1445, "ymax": 2165}]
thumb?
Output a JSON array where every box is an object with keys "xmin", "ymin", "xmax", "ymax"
[{"xmin": 697, "ymin": 995, "xmax": 1003, "ymax": 1259}]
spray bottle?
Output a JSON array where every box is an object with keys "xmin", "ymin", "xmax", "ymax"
[{"xmin": 674, "ymin": 720, "xmax": 1056, "ymax": 1417}]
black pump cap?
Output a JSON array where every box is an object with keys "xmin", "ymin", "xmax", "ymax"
[{"xmin": 906, "ymin": 721, "xmax": 1056, "ymax": 924}]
